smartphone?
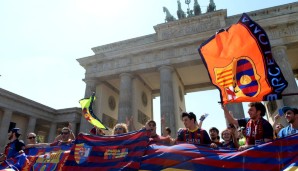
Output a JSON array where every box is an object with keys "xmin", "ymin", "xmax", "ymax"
[{"xmin": 278, "ymin": 109, "xmax": 284, "ymax": 116}]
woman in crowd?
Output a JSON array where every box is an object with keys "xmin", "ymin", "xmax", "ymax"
[
  {"xmin": 220, "ymin": 128, "xmax": 239, "ymax": 149},
  {"xmin": 112, "ymin": 123, "xmax": 128, "ymax": 135}
]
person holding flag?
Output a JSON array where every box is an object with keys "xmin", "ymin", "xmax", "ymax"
[
  {"xmin": 222, "ymin": 102, "xmax": 273, "ymax": 151},
  {"xmin": 0, "ymin": 128, "xmax": 25, "ymax": 162}
]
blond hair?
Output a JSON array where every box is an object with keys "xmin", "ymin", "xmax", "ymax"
[{"xmin": 112, "ymin": 123, "xmax": 128, "ymax": 135}]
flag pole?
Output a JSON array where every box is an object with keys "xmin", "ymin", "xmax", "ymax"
[{"xmin": 281, "ymin": 93, "xmax": 298, "ymax": 96}]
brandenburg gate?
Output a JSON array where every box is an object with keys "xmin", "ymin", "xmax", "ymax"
[{"xmin": 78, "ymin": 2, "xmax": 298, "ymax": 133}]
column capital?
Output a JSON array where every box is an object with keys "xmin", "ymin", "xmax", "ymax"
[
  {"xmin": 83, "ymin": 78, "xmax": 102, "ymax": 85},
  {"xmin": 158, "ymin": 65, "xmax": 174, "ymax": 72},
  {"xmin": 4, "ymin": 108, "xmax": 13, "ymax": 114},
  {"xmin": 272, "ymin": 45, "xmax": 287, "ymax": 51},
  {"xmin": 29, "ymin": 116, "xmax": 37, "ymax": 119},
  {"xmin": 84, "ymin": 78, "xmax": 101, "ymax": 97},
  {"xmin": 119, "ymin": 73, "xmax": 133, "ymax": 79}
]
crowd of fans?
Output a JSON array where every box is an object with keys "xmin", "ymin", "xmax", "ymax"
[{"xmin": 1, "ymin": 102, "xmax": 298, "ymax": 163}]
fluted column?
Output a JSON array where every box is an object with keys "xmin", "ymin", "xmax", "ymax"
[
  {"xmin": 225, "ymin": 103, "xmax": 245, "ymax": 127},
  {"xmin": 226, "ymin": 103, "xmax": 245, "ymax": 119},
  {"xmin": 272, "ymin": 46, "xmax": 298, "ymax": 108},
  {"xmin": 79, "ymin": 78, "xmax": 98, "ymax": 133},
  {"xmin": 48, "ymin": 122, "xmax": 57, "ymax": 142},
  {"xmin": 159, "ymin": 66, "xmax": 176, "ymax": 135},
  {"xmin": 0, "ymin": 109, "xmax": 12, "ymax": 152},
  {"xmin": 26, "ymin": 116, "xmax": 37, "ymax": 136},
  {"xmin": 118, "ymin": 73, "xmax": 133, "ymax": 124},
  {"xmin": 71, "ymin": 121, "xmax": 77, "ymax": 135}
]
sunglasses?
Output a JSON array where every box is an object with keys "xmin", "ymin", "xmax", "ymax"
[
  {"xmin": 61, "ymin": 132, "xmax": 69, "ymax": 135},
  {"xmin": 149, "ymin": 124, "xmax": 156, "ymax": 127},
  {"xmin": 115, "ymin": 127, "xmax": 123, "ymax": 131},
  {"xmin": 28, "ymin": 136, "xmax": 36, "ymax": 139}
]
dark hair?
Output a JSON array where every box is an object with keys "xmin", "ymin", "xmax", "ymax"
[
  {"xmin": 146, "ymin": 120, "xmax": 156, "ymax": 126},
  {"xmin": 165, "ymin": 127, "xmax": 171, "ymax": 135},
  {"xmin": 181, "ymin": 112, "xmax": 197, "ymax": 123},
  {"xmin": 282, "ymin": 107, "xmax": 298, "ymax": 115},
  {"xmin": 15, "ymin": 133, "xmax": 21, "ymax": 138},
  {"xmin": 11, "ymin": 128, "xmax": 21, "ymax": 138},
  {"xmin": 209, "ymin": 127, "xmax": 219, "ymax": 134},
  {"xmin": 249, "ymin": 102, "xmax": 266, "ymax": 117}
]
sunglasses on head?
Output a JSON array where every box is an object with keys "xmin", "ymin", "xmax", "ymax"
[{"xmin": 28, "ymin": 136, "xmax": 36, "ymax": 139}]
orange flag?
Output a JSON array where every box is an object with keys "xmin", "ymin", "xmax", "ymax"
[{"xmin": 199, "ymin": 13, "xmax": 287, "ymax": 104}]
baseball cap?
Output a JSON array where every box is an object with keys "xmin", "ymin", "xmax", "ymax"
[
  {"xmin": 10, "ymin": 128, "xmax": 21, "ymax": 135},
  {"xmin": 281, "ymin": 106, "xmax": 298, "ymax": 114}
]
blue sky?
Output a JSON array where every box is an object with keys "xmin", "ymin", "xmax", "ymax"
[{"xmin": 1, "ymin": 0, "xmax": 297, "ymax": 135}]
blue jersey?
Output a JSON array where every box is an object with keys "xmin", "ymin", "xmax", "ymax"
[
  {"xmin": 4, "ymin": 139, "xmax": 25, "ymax": 159},
  {"xmin": 177, "ymin": 128, "xmax": 211, "ymax": 145},
  {"xmin": 220, "ymin": 141, "xmax": 236, "ymax": 149},
  {"xmin": 278, "ymin": 125, "xmax": 298, "ymax": 138}
]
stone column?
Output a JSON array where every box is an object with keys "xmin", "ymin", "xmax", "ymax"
[
  {"xmin": 48, "ymin": 122, "xmax": 57, "ymax": 142},
  {"xmin": 226, "ymin": 103, "xmax": 245, "ymax": 119},
  {"xmin": 225, "ymin": 103, "xmax": 245, "ymax": 126},
  {"xmin": 71, "ymin": 121, "xmax": 77, "ymax": 135},
  {"xmin": 79, "ymin": 78, "xmax": 98, "ymax": 133},
  {"xmin": 159, "ymin": 66, "xmax": 176, "ymax": 135},
  {"xmin": 265, "ymin": 100, "xmax": 288, "ymax": 127},
  {"xmin": 118, "ymin": 73, "xmax": 133, "ymax": 125},
  {"xmin": 0, "ymin": 109, "xmax": 12, "ymax": 152},
  {"xmin": 26, "ymin": 116, "xmax": 37, "ymax": 135},
  {"xmin": 272, "ymin": 46, "xmax": 298, "ymax": 108}
]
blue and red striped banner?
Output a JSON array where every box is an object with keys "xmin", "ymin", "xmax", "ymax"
[
  {"xmin": 0, "ymin": 131, "xmax": 297, "ymax": 170},
  {"xmin": 63, "ymin": 128, "xmax": 150, "ymax": 171},
  {"xmin": 140, "ymin": 133, "xmax": 298, "ymax": 171}
]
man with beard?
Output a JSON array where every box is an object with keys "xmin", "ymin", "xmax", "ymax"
[
  {"xmin": 222, "ymin": 102, "xmax": 273, "ymax": 151},
  {"xmin": 278, "ymin": 106, "xmax": 298, "ymax": 138},
  {"xmin": 0, "ymin": 128, "xmax": 25, "ymax": 162},
  {"xmin": 176, "ymin": 112, "xmax": 211, "ymax": 146}
]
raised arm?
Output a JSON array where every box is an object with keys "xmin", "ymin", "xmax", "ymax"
[
  {"xmin": 68, "ymin": 123, "xmax": 76, "ymax": 140},
  {"xmin": 222, "ymin": 105, "xmax": 239, "ymax": 127},
  {"xmin": 126, "ymin": 116, "xmax": 136, "ymax": 132}
]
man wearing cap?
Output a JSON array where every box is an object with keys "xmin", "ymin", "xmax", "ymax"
[
  {"xmin": 278, "ymin": 106, "xmax": 298, "ymax": 138},
  {"xmin": 222, "ymin": 102, "xmax": 273, "ymax": 151},
  {"xmin": 176, "ymin": 112, "xmax": 211, "ymax": 146},
  {"xmin": 0, "ymin": 128, "xmax": 25, "ymax": 162}
]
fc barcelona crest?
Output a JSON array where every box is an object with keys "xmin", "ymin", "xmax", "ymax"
[
  {"xmin": 214, "ymin": 56, "xmax": 261, "ymax": 101},
  {"xmin": 74, "ymin": 143, "xmax": 92, "ymax": 164}
]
